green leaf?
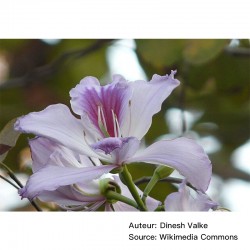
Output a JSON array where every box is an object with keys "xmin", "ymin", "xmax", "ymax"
[
  {"xmin": 0, "ymin": 118, "xmax": 21, "ymax": 162},
  {"xmin": 183, "ymin": 39, "xmax": 228, "ymax": 65},
  {"xmin": 136, "ymin": 39, "xmax": 185, "ymax": 69}
]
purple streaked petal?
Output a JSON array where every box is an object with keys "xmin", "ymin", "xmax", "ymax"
[
  {"xmin": 121, "ymin": 70, "xmax": 180, "ymax": 139},
  {"xmin": 14, "ymin": 104, "xmax": 101, "ymax": 158},
  {"xmin": 70, "ymin": 75, "xmax": 132, "ymax": 137},
  {"xmin": 19, "ymin": 165, "xmax": 116, "ymax": 200},
  {"xmin": 69, "ymin": 76, "xmax": 101, "ymax": 116},
  {"xmin": 126, "ymin": 137, "xmax": 212, "ymax": 192},
  {"xmin": 92, "ymin": 137, "xmax": 140, "ymax": 164},
  {"xmin": 164, "ymin": 181, "xmax": 218, "ymax": 211}
]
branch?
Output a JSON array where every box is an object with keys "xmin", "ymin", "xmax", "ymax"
[
  {"xmin": 0, "ymin": 174, "xmax": 20, "ymax": 189},
  {"xmin": 0, "ymin": 39, "xmax": 115, "ymax": 90},
  {"xmin": 0, "ymin": 162, "xmax": 42, "ymax": 211},
  {"xmin": 213, "ymin": 164, "xmax": 250, "ymax": 182},
  {"xmin": 224, "ymin": 47, "xmax": 250, "ymax": 57}
]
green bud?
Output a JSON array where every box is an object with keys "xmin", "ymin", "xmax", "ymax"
[
  {"xmin": 99, "ymin": 179, "xmax": 121, "ymax": 203},
  {"xmin": 154, "ymin": 165, "xmax": 174, "ymax": 179}
]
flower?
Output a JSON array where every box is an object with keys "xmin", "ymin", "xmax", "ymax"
[
  {"xmin": 19, "ymin": 137, "xmax": 159, "ymax": 211},
  {"xmin": 15, "ymin": 71, "xmax": 179, "ymax": 155},
  {"xmin": 15, "ymin": 72, "xmax": 212, "ymax": 195},
  {"xmin": 164, "ymin": 180, "xmax": 218, "ymax": 211}
]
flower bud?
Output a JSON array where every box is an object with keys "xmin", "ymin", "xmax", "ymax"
[{"xmin": 154, "ymin": 165, "xmax": 174, "ymax": 179}]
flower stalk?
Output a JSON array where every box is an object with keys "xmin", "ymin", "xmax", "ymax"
[
  {"xmin": 142, "ymin": 166, "xmax": 174, "ymax": 203},
  {"xmin": 105, "ymin": 190, "xmax": 138, "ymax": 209},
  {"xmin": 120, "ymin": 165, "xmax": 147, "ymax": 211}
]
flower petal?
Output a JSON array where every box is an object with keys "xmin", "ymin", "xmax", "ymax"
[
  {"xmin": 164, "ymin": 181, "xmax": 218, "ymax": 211},
  {"xmin": 69, "ymin": 76, "xmax": 101, "ymax": 116},
  {"xmin": 30, "ymin": 137, "xmax": 99, "ymax": 173},
  {"xmin": 15, "ymin": 104, "xmax": 101, "ymax": 158},
  {"xmin": 121, "ymin": 70, "xmax": 180, "ymax": 139},
  {"xmin": 38, "ymin": 186, "xmax": 104, "ymax": 206},
  {"xmin": 126, "ymin": 137, "xmax": 212, "ymax": 192},
  {"xmin": 19, "ymin": 165, "xmax": 116, "ymax": 199},
  {"xmin": 29, "ymin": 137, "xmax": 59, "ymax": 172},
  {"xmin": 112, "ymin": 201, "xmax": 139, "ymax": 211}
]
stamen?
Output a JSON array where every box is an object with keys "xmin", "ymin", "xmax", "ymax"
[
  {"xmin": 98, "ymin": 105, "xmax": 110, "ymax": 137},
  {"xmin": 112, "ymin": 109, "xmax": 122, "ymax": 138},
  {"xmin": 111, "ymin": 109, "xmax": 118, "ymax": 137},
  {"xmin": 115, "ymin": 114, "xmax": 122, "ymax": 138},
  {"xmin": 100, "ymin": 106, "xmax": 107, "ymax": 131}
]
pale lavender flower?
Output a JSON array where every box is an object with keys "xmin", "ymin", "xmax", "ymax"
[
  {"xmin": 164, "ymin": 180, "xmax": 218, "ymax": 211},
  {"xmin": 19, "ymin": 137, "xmax": 113, "ymax": 208},
  {"xmin": 15, "ymin": 71, "xmax": 212, "ymax": 194},
  {"xmin": 19, "ymin": 137, "xmax": 159, "ymax": 211}
]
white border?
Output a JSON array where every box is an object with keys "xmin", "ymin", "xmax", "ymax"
[
  {"xmin": 0, "ymin": 212, "xmax": 248, "ymax": 249},
  {"xmin": 0, "ymin": 0, "xmax": 249, "ymax": 38}
]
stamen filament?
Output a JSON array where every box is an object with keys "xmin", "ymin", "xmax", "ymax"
[
  {"xmin": 111, "ymin": 109, "xmax": 118, "ymax": 137},
  {"xmin": 112, "ymin": 109, "xmax": 122, "ymax": 138},
  {"xmin": 100, "ymin": 106, "xmax": 107, "ymax": 131},
  {"xmin": 115, "ymin": 114, "xmax": 122, "ymax": 138},
  {"xmin": 98, "ymin": 105, "xmax": 110, "ymax": 137}
]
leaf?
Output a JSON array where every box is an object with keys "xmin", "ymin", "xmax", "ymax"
[
  {"xmin": 183, "ymin": 39, "xmax": 228, "ymax": 65},
  {"xmin": 136, "ymin": 39, "xmax": 185, "ymax": 69},
  {"xmin": 0, "ymin": 118, "xmax": 21, "ymax": 162}
]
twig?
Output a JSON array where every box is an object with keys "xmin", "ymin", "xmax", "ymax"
[
  {"xmin": 224, "ymin": 47, "xmax": 250, "ymax": 57},
  {"xmin": 134, "ymin": 176, "xmax": 202, "ymax": 193},
  {"xmin": 0, "ymin": 162, "xmax": 42, "ymax": 211},
  {"xmin": 0, "ymin": 174, "xmax": 20, "ymax": 189}
]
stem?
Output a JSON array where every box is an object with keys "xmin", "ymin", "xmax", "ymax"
[
  {"xmin": 120, "ymin": 165, "xmax": 147, "ymax": 211},
  {"xmin": 105, "ymin": 190, "xmax": 138, "ymax": 209},
  {"xmin": 142, "ymin": 177, "xmax": 158, "ymax": 204},
  {"xmin": 142, "ymin": 166, "xmax": 174, "ymax": 203},
  {"xmin": 0, "ymin": 174, "xmax": 20, "ymax": 189},
  {"xmin": 29, "ymin": 199, "xmax": 42, "ymax": 211},
  {"xmin": 0, "ymin": 162, "xmax": 42, "ymax": 211},
  {"xmin": 155, "ymin": 205, "xmax": 165, "ymax": 211},
  {"xmin": 0, "ymin": 162, "xmax": 23, "ymax": 188}
]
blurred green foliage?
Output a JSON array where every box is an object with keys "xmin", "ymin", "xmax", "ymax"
[{"xmin": 0, "ymin": 39, "xmax": 249, "ymax": 210}]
